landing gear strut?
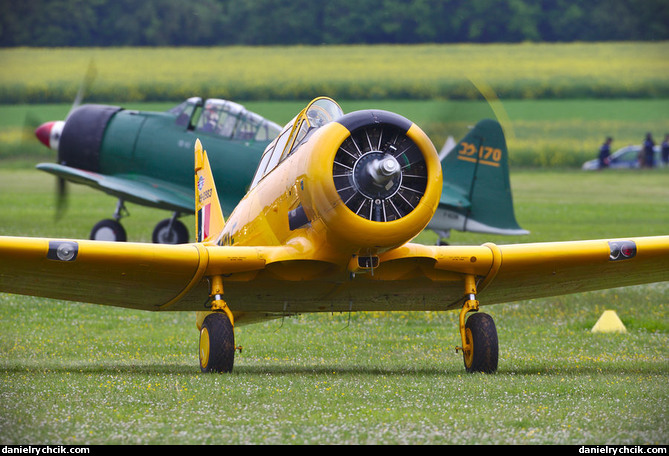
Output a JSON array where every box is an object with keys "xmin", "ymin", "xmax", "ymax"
[
  {"xmin": 455, "ymin": 275, "xmax": 498, "ymax": 373},
  {"xmin": 198, "ymin": 276, "xmax": 236, "ymax": 373},
  {"xmin": 435, "ymin": 229, "xmax": 450, "ymax": 246}
]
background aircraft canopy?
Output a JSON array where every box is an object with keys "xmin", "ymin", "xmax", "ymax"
[
  {"xmin": 168, "ymin": 96, "xmax": 203, "ymax": 127},
  {"xmin": 169, "ymin": 97, "xmax": 281, "ymax": 142},
  {"xmin": 251, "ymin": 97, "xmax": 343, "ymax": 188}
]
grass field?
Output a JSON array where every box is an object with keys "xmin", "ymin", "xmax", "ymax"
[{"xmin": 0, "ymin": 167, "xmax": 667, "ymax": 445}]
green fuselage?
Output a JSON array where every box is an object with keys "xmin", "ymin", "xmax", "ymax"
[{"xmin": 99, "ymin": 110, "xmax": 270, "ymax": 216}]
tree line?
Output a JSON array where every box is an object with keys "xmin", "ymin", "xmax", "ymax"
[{"xmin": 2, "ymin": 0, "xmax": 668, "ymax": 47}]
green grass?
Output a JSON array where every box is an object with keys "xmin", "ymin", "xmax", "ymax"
[{"xmin": 0, "ymin": 167, "xmax": 667, "ymax": 444}]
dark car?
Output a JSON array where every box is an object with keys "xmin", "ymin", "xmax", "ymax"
[{"xmin": 582, "ymin": 145, "xmax": 662, "ymax": 170}]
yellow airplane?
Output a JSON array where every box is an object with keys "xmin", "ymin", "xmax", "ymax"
[{"xmin": 1, "ymin": 97, "xmax": 668, "ymax": 374}]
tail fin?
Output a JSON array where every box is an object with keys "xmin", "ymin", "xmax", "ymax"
[
  {"xmin": 432, "ymin": 119, "xmax": 528, "ymax": 236},
  {"xmin": 194, "ymin": 139, "xmax": 226, "ymax": 243}
]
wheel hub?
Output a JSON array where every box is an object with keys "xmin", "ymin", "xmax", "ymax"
[{"xmin": 199, "ymin": 327, "xmax": 211, "ymax": 369}]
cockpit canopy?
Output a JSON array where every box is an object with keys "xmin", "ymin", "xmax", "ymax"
[
  {"xmin": 169, "ymin": 97, "xmax": 282, "ymax": 142},
  {"xmin": 250, "ymin": 97, "xmax": 344, "ymax": 188}
]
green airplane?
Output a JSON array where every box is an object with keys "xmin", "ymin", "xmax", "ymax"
[
  {"xmin": 35, "ymin": 97, "xmax": 281, "ymax": 243},
  {"xmin": 35, "ymin": 97, "xmax": 527, "ymax": 244}
]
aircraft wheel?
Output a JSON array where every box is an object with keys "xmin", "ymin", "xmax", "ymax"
[
  {"xmin": 199, "ymin": 312, "xmax": 235, "ymax": 373},
  {"xmin": 152, "ymin": 218, "xmax": 189, "ymax": 244},
  {"xmin": 463, "ymin": 312, "xmax": 498, "ymax": 374},
  {"xmin": 90, "ymin": 219, "xmax": 127, "ymax": 242}
]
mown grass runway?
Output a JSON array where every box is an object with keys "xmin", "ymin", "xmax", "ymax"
[{"xmin": 0, "ymin": 167, "xmax": 667, "ymax": 444}]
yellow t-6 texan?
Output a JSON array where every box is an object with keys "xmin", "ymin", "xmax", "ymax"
[{"xmin": 1, "ymin": 97, "xmax": 668, "ymax": 374}]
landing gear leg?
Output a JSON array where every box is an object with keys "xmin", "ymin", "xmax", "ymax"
[
  {"xmin": 455, "ymin": 275, "xmax": 498, "ymax": 373},
  {"xmin": 198, "ymin": 276, "xmax": 236, "ymax": 373},
  {"xmin": 89, "ymin": 199, "xmax": 128, "ymax": 241},
  {"xmin": 153, "ymin": 212, "xmax": 189, "ymax": 244},
  {"xmin": 435, "ymin": 229, "xmax": 451, "ymax": 246}
]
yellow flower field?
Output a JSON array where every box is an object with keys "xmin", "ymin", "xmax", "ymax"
[{"xmin": 1, "ymin": 42, "xmax": 668, "ymax": 102}]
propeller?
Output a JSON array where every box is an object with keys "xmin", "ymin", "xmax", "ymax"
[
  {"xmin": 333, "ymin": 122, "xmax": 428, "ymax": 222},
  {"xmin": 22, "ymin": 111, "xmax": 43, "ymax": 145},
  {"xmin": 419, "ymin": 76, "xmax": 515, "ymax": 154},
  {"xmin": 70, "ymin": 60, "xmax": 97, "ymax": 116},
  {"xmin": 35, "ymin": 60, "xmax": 97, "ymax": 221},
  {"xmin": 467, "ymin": 76, "xmax": 516, "ymax": 144}
]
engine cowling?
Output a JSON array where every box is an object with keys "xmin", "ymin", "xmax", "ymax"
[
  {"xmin": 302, "ymin": 109, "xmax": 442, "ymax": 255},
  {"xmin": 58, "ymin": 104, "xmax": 123, "ymax": 171}
]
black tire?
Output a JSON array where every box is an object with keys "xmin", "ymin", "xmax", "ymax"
[
  {"xmin": 152, "ymin": 218, "xmax": 189, "ymax": 244},
  {"xmin": 199, "ymin": 313, "xmax": 235, "ymax": 373},
  {"xmin": 90, "ymin": 219, "xmax": 127, "ymax": 242},
  {"xmin": 463, "ymin": 312, "xmax": 498, "ymax": 374}
]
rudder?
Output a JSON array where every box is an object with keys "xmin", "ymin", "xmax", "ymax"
[
  {"xmin": 437, "ymin": 119, "xmax": 527, "ymax": 235},
  {"xmin": 194, "ymin": 139, "xmax": 226, "ymax": 243}
]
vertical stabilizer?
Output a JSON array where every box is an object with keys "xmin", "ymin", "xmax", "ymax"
[
  {"xmin": 428, "ymin": 119, "xmax": 528, "ymax": 238},
  {"xmin": 194, "ymin": 139, "xmax": 226, "ymax": 243}
]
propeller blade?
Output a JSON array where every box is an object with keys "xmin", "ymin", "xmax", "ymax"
[
  {"xmin": 467, "ymin": 76, "xmax": 516, "ymax": 144},
  {"xmin": 22, "ymin": 112, "xmax": 43, "ymax": 144},
  {"xmin": 69, "ymin": 59, "xmax": 97, "ymax": 116},
  {"xmin": 55, "ymin": 177, "xmax": 69, "ymax": 221}
]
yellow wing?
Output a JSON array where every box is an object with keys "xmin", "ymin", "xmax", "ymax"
[
  {"xmin": 475, "ymin": 236, "xmax": 669, "ymax": 305},
  {"xmin": 0, "ymin": 236, "xmax": 280, "ymax": 313},
  {"xmin": 1, "ymin": 235, "xmax": 667, "ymax": 323},
  {"xmin": 0, "ymin": 236, "xmax": 204, "ymax": 310}
]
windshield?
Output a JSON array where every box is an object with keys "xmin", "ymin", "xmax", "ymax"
[
  {"xmin": 250, "ymin": 97, "xmax": 344, "ymax": 188},
  {"xmin": 168, "ymin": 97, "xmax": 202, "ymax": 127}
]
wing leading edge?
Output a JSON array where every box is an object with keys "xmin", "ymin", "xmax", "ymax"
[
  {"xmin": 36, "ymin": 163, "xmax": 194, "ymax": 213},
  {"xmin": 1, "ymin": 235, "xmax": 667, "ymax": 320},
  {"xmin": 476, "ymin": 236, "xmax": 669, "ymax": 305}
]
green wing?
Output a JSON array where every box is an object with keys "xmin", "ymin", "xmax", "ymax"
[{"xmin": 37, "ymin": 163, "xmax": 194, "ymax": 213}]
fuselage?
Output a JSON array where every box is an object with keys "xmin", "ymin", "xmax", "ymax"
[
  {"xmin": 103, "ymin": 109, "xmax": 267, "ymax": 213},
  {"xmin": 219, "ymin": 103, "xmax": 443, "ymax": 265},
  {"xmin": 188, "ymin": 102, "xmax": 453, "ymax": 323},
  {"xmin": 36, "ymin": 99, "xmax": 281, "ymax": 216}
]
